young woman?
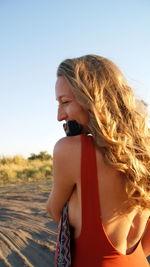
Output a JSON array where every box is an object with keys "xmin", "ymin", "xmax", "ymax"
[{"xmin": 47, "ymin": 55, "xmax": 150, "ymax": 266}]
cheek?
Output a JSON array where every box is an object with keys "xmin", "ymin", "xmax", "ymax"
[
  {"xmin": 76, "ymin": 106, "xmax": 89, "ymax": 124},
  {"xmin": 82, "ymin": 111, "xmax": 89, "ymax": 124}
]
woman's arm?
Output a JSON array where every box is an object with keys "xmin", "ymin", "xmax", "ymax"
[
  {"xmin": 141, "ymin": 218, "xmax": 150, "ymax": 257},
  {"xmin": 46, "ymin": 136, "xmax": 79, "ymax": 222}
]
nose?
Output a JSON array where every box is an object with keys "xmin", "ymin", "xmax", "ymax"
[{"xmin": 57, "ymin": 106, "xmax": 67, "ymax": 121}]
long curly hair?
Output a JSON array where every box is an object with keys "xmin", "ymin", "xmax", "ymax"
[{"xmin": 57, "ymin": 54, "xmax": 150, "ymax": 212}]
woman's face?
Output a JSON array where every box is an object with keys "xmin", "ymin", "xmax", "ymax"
[{"xmin": 55, "ymin": 76, "xmax": 89, "ymax": 130}]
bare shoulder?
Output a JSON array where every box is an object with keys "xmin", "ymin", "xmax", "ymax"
[
  {"xmin": 47, "ymin": 136, "xmax": 82, "ymax": 222},
  {"xmin": 53, "ymin": 135, "xmax": 82, "ymax": 180},
  {"xmin": 53, "ymin": 135, "xmax": 81, "ymax": 158}
]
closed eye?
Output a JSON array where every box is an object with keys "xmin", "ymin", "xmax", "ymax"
[{"xmin": 61, "ymin": 101, "xmax": 69, "ymax": 104}]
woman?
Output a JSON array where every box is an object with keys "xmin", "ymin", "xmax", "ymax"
[{"xmin": 47, "ymin": 55, "xmax": 150, "ymax": 266}]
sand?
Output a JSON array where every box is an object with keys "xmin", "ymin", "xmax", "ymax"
[{"xmin": 0, "ymin": 180, "xmax": 57, "ymax": 267}]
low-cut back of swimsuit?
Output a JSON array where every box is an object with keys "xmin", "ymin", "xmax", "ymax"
[{"xmin": 71, "ymin": 134, "xmax": 149, "ymax": 267}]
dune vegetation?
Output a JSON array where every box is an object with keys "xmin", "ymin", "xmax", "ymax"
[{"xmin": 0, "ymin": 151, "xmax": 53, "ymax": 185}]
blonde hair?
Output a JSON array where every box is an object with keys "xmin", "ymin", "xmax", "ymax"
[{"xmin": 57, "ymin": 55, "xmax": 150, "ymax": 211}]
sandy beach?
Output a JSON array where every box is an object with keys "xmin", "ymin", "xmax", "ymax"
[{"xmin": 0, "ymin": 180, "xmax": 57, "ymax": 267}]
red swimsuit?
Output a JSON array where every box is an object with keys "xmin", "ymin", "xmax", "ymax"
[{"xmin": 71, "ymin": 134, "xmax": 149, "ymax": 267}]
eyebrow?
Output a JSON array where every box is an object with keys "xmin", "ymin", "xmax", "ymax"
[{"xmin": 56, "ymin": 95, "xmax": 72, "ymax": 101}]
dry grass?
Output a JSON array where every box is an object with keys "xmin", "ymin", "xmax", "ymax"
[{"xmin": 0, "ymin": 156, "xmax": 53, "ymax": 185}]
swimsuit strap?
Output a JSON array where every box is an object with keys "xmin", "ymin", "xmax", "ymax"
[{"xmin": 81, "ymin": 134, "xmax": 101, "ymax": 232}]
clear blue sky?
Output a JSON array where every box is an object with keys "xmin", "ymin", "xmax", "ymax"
[{"xmin": 0, "ymin": 0, "xmax": 150, "ymax": 157}]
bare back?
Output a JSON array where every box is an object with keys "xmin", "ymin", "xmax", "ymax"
[{"xmin": 68, "ymin": 136, "xmax": 150, "ymax": 255}]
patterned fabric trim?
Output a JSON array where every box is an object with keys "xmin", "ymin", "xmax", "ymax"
[{"xmin": 55, "ymin": 204, "xmax": 71, "ymax": 267}]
